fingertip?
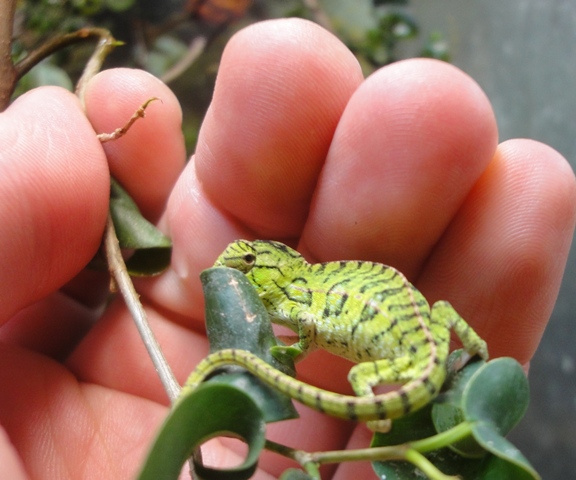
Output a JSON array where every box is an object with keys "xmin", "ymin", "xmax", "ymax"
[
  {"xmin": 304, "ymin": 58, "xmax": 498, "ymax": 270},
  {"xmin": 195, "ymin": 18, "xmax": 363, "ymax": 236},
  {"xmin": 420, "ymin": 138, "xmax": 576, "ymax": 363},
  {"xmin": 85, "ymin": 68, "xmax": 186, "ymax": 220}
]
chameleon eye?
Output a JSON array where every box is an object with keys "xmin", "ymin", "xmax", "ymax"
[{"xmin": 243, "ymin": 253, "xmax": 256, "ymax": 265}]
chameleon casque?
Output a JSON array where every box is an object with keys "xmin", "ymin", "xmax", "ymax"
[{"xmin": 183, "ymin": 240, "xmax": 489, "ymax": 429}]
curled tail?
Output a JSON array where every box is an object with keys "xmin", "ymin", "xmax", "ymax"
[{"xmin": 180, "ymin": 349, "xmax": 446, "ymax": 423}]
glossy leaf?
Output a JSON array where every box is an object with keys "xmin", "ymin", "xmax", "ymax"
[
  {"xmin": 137, "ymin": 383, "xmax": 265, "ymax": 480},
  {"xmin": 109, "ymin": 178, "xmax": 172, "ymax": 275},
  {"xmin": 279, "ymin": 468, "xmax": 316, "ymax": 480},
  {"xmin": 200, "ymin": 267, "xmax": 298, "ymax": 423},
  {"xmin": 433, "ymin": 356, "xmax": 530, "ymax": 457},
  {"xmin": 372, "ymin": 352, "xmax": 539, "ymax": 479}
]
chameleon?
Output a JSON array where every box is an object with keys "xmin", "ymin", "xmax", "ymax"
[{"xmin": 182, "ymin": 239, "xmax": 489, "ymax": 429}]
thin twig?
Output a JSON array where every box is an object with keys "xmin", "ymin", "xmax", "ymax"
[
  {"xmin": 104, "ymin": 214, "xmax": 181, "ymax": 401},
  {"xmin": 0, "ymin": 0, "xmax": 17, "ymax": 111},
  {"xmin": 161, "ymin": 36, "xmax": 207, "ymax": 85},
  {"xmin": 97, "ymin": 97, "xmax": 160, "ymax": 143},
  {"xmin": 14, "ymin": 28, "xmax": 118, "ymax": 81}
]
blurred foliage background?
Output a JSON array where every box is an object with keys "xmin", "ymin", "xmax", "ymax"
[{"xmin": 11, "ymin": 0, "xmax": 449, "ymax": 154}]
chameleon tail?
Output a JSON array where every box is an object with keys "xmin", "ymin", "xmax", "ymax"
[{"xmin": 180, "ymin": 348, "xmax": 446, "ymax": 423}]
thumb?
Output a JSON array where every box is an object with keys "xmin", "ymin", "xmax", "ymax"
[{"xmin": 0, "ymin": 87, "xmax": 109, "ymax": 324}]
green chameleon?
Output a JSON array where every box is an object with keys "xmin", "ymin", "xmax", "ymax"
[{"xmin": 183, "ymin": 240, "xmax": 489, "ymax": 429}]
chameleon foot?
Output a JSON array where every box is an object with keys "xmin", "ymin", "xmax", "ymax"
[
  {"xmin": 270, "ymin": 344, "xmax": 304, "ymax": 362},
  {"xmin": 367, "ymin": 419, "xmax": 392, "ymax": 433}
]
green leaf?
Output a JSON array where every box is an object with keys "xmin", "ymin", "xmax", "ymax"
[
  {"xmin": 109, "ymin": 178, "xmax": 172, "ymax": 276},
  {"xmin": 137, "ymin": 383, "xmax": 266, "ymax": 480},
  {"xmin": 371, "ymin": 405, "xmax": 445, "ymax": 479},
  {"xmin": 200, "ymin": 267, "xmax": 299, "ymax": 423},
  {"xmin": 461, "ymin": 357, "xmax": 530, "ymax": 433},
  {"xmin": 279, "ymin": 468, "xmax": 316, "ymax": 480},
  {"xmin": 469, "ymin": 423, "xmax": 540, "ymax": 480},
  {"xmin": 372, "ymin": 353, "xmax": 540, "ymax": 479},
  {"xmin": 433, "ymin": 356, "xmax": 530, "ymax": 457}
]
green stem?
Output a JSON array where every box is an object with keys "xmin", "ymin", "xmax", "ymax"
[
  {"xmin": 411, "ymin": 421, "xmax": 474, "ymax": 453},
  {"xmin": 264, "ymin": 440, "xmax": 320, "ymax": 479},
  {"xmin": 265, "ymin": 422, "xmax": 476, "ymax": 479},
  {"xmin": 405, "ymin": 449, "xmax": 459, "ymax": 480}
]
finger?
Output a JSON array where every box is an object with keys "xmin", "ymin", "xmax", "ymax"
[
  {"xmin": 84, "ymin": 68, "xmax": 186, "ymax": 221},
  {"xmin": 292, "ymin": 59, "xmax": 497, "ymax": 394},
  {"xmin": 141, "ymin": 18, "xmax": 363, "ymax": 319},
  {"xmin": 67, "ymin": 298, "xmax": 207, "ymax": 405},
  {"xmin": 0, "ymin": 427, "xmax": 27, "ymax": 480},
  {"xmin": 418, "ymin": 139, "xmax": 576, "ymax": 363},
  {"xmin": 0, "ymin": 87, "xmax": 109, "ymax": 324},
  {"xmin": 0, "ymin": 344, "xmax": 167, "ymax": 479},
  {"xmin": 0, "ymin": 290, "xmax": 101, "ymax": 359},
  {"xmin": 301, "ymin": 58, "xmax": 498, "ymax": 278},
  {"xmin": 193, "ymin": 18, "xmax": 363, "ymax": 237}
]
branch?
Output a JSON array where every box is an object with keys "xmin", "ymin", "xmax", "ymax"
[
  {"xmin": 0, "ymin": 0, "xmax": 17, "ymax": 111},
  {"xmin": 12, "ymin": 27, "xmax": 120, "ymax": 105},
  {"xmin": 160, "ymin": 36, "xmax": 207, "ymax": 85},
  {"xmin": 104, "ymin": 214, "xmax": 181, "ymax": 401}
]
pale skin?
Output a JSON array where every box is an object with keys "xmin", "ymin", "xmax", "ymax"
[{"xmin": 0, "ymin": 18, "xmax": 574, "ymax": 480}]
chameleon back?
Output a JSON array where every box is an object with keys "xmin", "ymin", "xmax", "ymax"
[{"xmin": 214, "ymin": 240, "xmax": 447, "ymax": 370}]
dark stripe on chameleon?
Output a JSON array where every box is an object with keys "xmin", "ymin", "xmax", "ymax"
[
  {"xmin": 253, "ymin": 264, "xmax": 285, "ymax": 276},
  {"xmin": 313, "ymin": 263, "xmax": 326, "ymax": 275},
  {"xmin": 351, "ymin": 303, "xmax": 380, "ymax": 337},
  {"xmin": 315, "ymin": 394, "xmax": 325, "ymax": 413},
  {"xmin": 276, "ymin": 279, "xmax": 313, "ymax": 306},
  {"xmin": 272, "ymin": 371, "xmax": 282, "ymax": 389},
  {"xmin": 375, "ymin": 399, "xmax": 387, "ymax": 419},
  {"xmin": 423, "ymin": 376, "xmax": 438, "ymax": 395},
  {"xmin": 323, "ymin": 292, "xmax": 349, "ymax": 318},
  {"xmin": 400, "ymin": 390, "xmax": 412, "ymax": 415},
  {"xmin": 323, "ymin": 280, "xmax": 352, "ymax": 317},
  {"xmin": 389, "ymin": 312, "xmax": 426, "ymax": 324},
  {"xmin": 346, "ymin": 401, "xmax": 358, "ymax": 421},
  {"xmin": 387, "ymin": 300, "xmax": 428, "ymax": 312},
  {"xmin": 296, "ymin": 384, "xmax": 305, "ymax": 402},
  {"xmin": 262, "ymin": 240, "xmax": 301, "ymax": 258}
]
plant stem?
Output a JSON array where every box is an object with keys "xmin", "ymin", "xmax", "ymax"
[
  {"xmin": 265, "ymin": 422, "xmax": 476, "ymax": 479},
  {"xmin": 104, "ymin": 214, "xmax": 181, "ymax": 401},
  {"xmin": 0, "ymin": 0, "xmax": 17, "ymax": 111},
  {"xmin": 411, "ymin": 421, "xmax": 474, "ymax": 453},
  {"xmin": 98, "ymin": 97, "xmax": 160, "ymax": 143},
  {"xmin": 160, "ymin": 36, "xmax": 207, "ymax": 85},
  {"xmin": 404, "ymin": 449, "xmax": 459, "ymax": 480}
]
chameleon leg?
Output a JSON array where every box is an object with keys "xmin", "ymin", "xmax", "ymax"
[
  {"xmin": 347, "ymin": 356, "xmax": 415, "ymax": 396},
  {"xmin": 270, "ymin": 312, "xmax": 317, "ymax": 361},
  {"xmin": 347, "ymin": 356, "xmax": 417, "ymax": 432},
  {"xmin": 431, "ymin": 301, "xmax": 489, "ymax": 360}
]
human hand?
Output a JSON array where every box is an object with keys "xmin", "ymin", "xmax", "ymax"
[{"xmin": 1, "ymin": 18, "xmax": 574, "ymax": 480}]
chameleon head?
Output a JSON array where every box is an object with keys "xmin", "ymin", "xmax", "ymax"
[
  {"xmin": 213, "ymin": 240, "xmax": 258, "ymax": 273},
  {"xmin": 214, "ymin": 239, "xmax": 304, "ymax": 282}
]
